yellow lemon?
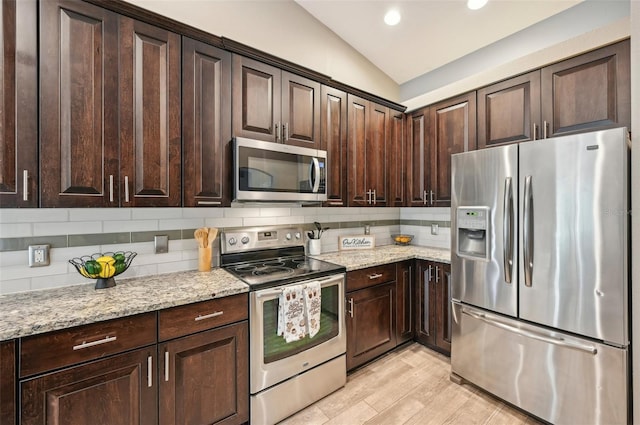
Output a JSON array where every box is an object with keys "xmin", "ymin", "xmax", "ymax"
[{"xmin": 96, "ymin": 256, "xmax": 116, "ymax": 278}]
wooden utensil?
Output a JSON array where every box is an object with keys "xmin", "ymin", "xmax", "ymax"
[
  {"xmin": 194, "ymin": 228, "xmax": 208, "ymax": 248},
  {"xmin": 207, "ymin": 227, "xmax": 218, "ymax": 248}
]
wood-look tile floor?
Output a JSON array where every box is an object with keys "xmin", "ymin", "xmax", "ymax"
[{"xmin": 279, "ymin": 343, "xmax": 544, "ymax": 425}]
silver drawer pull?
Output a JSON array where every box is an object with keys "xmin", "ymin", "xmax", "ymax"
[
  {"xmin": 195, "ymin": 311, "xmax": 223, "ymax": 321},
  {"xmin": 73, "ymin": 335, "xmax": 117, "ymax": 351},
  {"xmin": 197, "ymin": 201, "xmax": 221, "ymax": 205},
  {"xmin": 368, "ymin": 273, "xmax": 383, "ymax": 280}
]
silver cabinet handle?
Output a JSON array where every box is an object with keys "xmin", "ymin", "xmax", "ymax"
[
  {"xmin": 347, "ymin": 298, "xmax": 354, "ymax": 318},
  {"xmin": 275, "ymin": 121, "xmax": 281, "ymax": 142},
  {"xmin": 368, "ymin": 273, "xmax": 383, "ymax": 280},
  {"xmin": 503, "ymin": 177, "xmax": 514, "ymax": 284},
  {"xmin": 124, "ymin": 176, "xmax": 130, "ymax": 203},
  {"xmin": 423, "ymin": 190, "xmax": 427, "ymax": 205},
  {"xmin": 195, "ymin": 311, "xmax": 223, "ymax": 321},
  {"xmin": 197, "ymin": 201, "xmax": 221, "ymax": 205},
  {"xmin": 372, "ymin": 189, "xmax": 376, "ymax": 205},
  {"xmin": 434, "ymin": 266, "xmax": 439, "ymax": 283},
  {"xmin": 423, "ymin": 269, "xmax": 430, "ymax": 334},
  {"xmin": 109, "ymin": 175, "xmax": 114, "ymax": 203},
  {"xmin": 164, "ymin": 351, "xmax": 170, "ymax": 381},
  {"xmin": 427, "ymin": 265, "xmax": 433, "ymax": 283},
  {"xmin": 523, "ymin": 175, "xmax": 534, "ymax": 287},
  {"xmin": 429, "ymin": 190, "xmax": 434, "ymax": 205},
  {"xmin": 147, "ymin": 355, "xmax": 153, "ymax": 387},
  {"xmin": 532, "ymin": 123, "xmax": 537, "ymax": 141},
  {"xmin": 22, "ymin": 170, "xmax": 28, "ymax": 201},
  {"xmin": 462, "ymin": 308, "xmax": 597, "ymax": 355},
  {"xmin": 543, "ymin": 120, "xmax": 548, "ymax": 139},
  {"xmin": 283, "ymin": 122, "xmax": 289, "ymax": 141},
  {"xmin": 73, "ymin": 335, "xmax": 117, "ymax": 351},
  {"xmin": 446, "ymin": 272, "xmax": 452, "ymax": 341}
]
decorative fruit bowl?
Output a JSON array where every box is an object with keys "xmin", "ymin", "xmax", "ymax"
[
  {"xmin": 69, "ymin": 251, "xmax": 137, "ymax": 289},
  {"xmin": 392, "ymin": 234, "xmax": 414, "ymax": 246}
]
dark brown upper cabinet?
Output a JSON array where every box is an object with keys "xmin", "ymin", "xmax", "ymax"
[
  {"xmin": 388, "ymin": 111, "xmax": 406, "ymax": 207},
  {"xmin": 232, "ymin": 55, "xmax": 321, "ymax": 147},
  {"xmin": 39, "ymin": 0, "xmax": 119, "ymax": 207},
  {"xmin": 541, "ymin": 39, "xmax": 630, "ymax": 138},
  {"xmin": 0, "ymin": 0, "xmax": 37, "ymax": 208},
  {"xmin": 477, "ymin": 71, "xmax": 541, "ymax": 149},
  {"xmin": 428, "ymin": 92, "xmax": 476, "ymax": 207},
  {"xmin": 182, "ymin": 37, "xmax": 232, "ymax": 207},
  {"xmin": 321, "ymin": 86, "xmax": 348, "ymax": 207},
  {"xmin": 40, "ymin": 1, "xmax": 181, "ymax": 207},
  {"xmin": 347, "ymin": 94, "xmax": 389, "ymax": 207},
  {"xmin": 118, "ymin": 16, "xmax": 181, "ymax": 207},
  {"xmin": 406, "ymin": 107, "xmax": 429, "ymax": 206}
]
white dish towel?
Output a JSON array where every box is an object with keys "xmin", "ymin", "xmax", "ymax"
[
  {"xmin": 277, "ymin": 284, "xmax": 306, "ymax": 342},
  {"xmin": 304, "ymin": 281, "xmax": 321, "ymax": 338}
]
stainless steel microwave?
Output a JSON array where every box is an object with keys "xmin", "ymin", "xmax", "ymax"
[{"xmin": 233, "ymin": 137, "xmax": 327, "ymax": 202}]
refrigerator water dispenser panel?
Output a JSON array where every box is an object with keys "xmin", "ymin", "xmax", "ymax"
[{"xmin": 456, "ymin": 207, "xmax": 490, "ymax": 261}]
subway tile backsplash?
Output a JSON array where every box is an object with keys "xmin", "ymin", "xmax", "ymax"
[{"xmin": 0, "ymin": 206, "xmax": 451, "ymax": 295}]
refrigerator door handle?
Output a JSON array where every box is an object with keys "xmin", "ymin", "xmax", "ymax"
[
  {"xmin": 503, "ymin": 177, "xmax": 514, "ymax": 284},
  {"xmin": 523, "ymin": 175, "xmax": 534, "ymax": 287},
  {"xmin": 462, "ymin": 308, "xmax": 597, "ymax": 355}
]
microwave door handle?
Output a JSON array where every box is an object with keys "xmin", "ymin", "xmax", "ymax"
[{"xmin": 310, "ymin": 157, "xmax": 320, "ymax": 193}]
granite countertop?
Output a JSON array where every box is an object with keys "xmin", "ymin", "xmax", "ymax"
[
  {"xmin": 0, "ymin": 269, "xmax": 248, "ymax": 341},
  {"xmin": 0, "ymin": 244, "xmax": 450, "ymax": 342},
  {"xmin": 311, "ymin": 244, "xmax": 451, "ymax": 271}
]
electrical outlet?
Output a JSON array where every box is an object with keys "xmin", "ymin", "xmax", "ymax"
[
  {"xmin": 431, "ymin": 224, "xmax": 439, "ymax": 235},
  {"xmin": 29, "ymin": 244, "xmax": 50, "ymax": 267},
  {"xmin": 154, "ymin": 235, "xmax": 169, "ymax": 254}
]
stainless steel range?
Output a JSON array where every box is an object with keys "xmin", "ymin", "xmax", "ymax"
[{"xmin": 220, "ymin": 226, "xmax": 346, "ymax": 425}]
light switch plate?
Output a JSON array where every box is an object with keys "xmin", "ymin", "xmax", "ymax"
[
  {"xmin": 154, "ymin": 235, "xmax": 169, "ymax": 254},
  {"xmin": 431, "ymin": 224, "xmax": 439, "ymax": 235},
  {"xmin": 29, "ymin": 244, "xmax": 50, "ymax": 267}
]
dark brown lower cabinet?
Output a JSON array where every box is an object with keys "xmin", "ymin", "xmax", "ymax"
[
  {"xmin": 20, "ymin": 347, "xmax": 158, "ymax": 425},
  {"xmin": 415, "ymin": 260, "xmax": 451, "ymax": 355},
  {"xmin": 159, "ymin": 321, "xmax": 249, "ymax": 425},
  {"xmin": 396, "ymin": 261, "xmax": 414, "ymax": 344},
  {"xmin": 0, "ymin": 340, "xmax": 16, "ymax": 425},
  {"xmin": 346, "ymin": 281, "xmax": 397, "ymax": 371}
]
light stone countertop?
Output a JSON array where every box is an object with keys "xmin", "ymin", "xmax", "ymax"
[
  {"xmin": 0, "ymin": 268, "xmax": 248, "ymax": 341},
  {"xmin": 311, "ymin": 244, "xmax": 451, "ymax": 271},
  {"xmin": 0, "ymin": 244, "xmax": 451, "ymax": 342}
]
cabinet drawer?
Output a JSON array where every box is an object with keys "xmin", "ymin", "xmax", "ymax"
[
  {"xmin": 158, "ymin": 293, "xmax": 248, "ymax": 341},
  {"xmin": 20, "ymin": 312, "xmax": 157, "ymax": 378},
  {"xmin": 347, "ymin": 264, "xmax": 396, "ymax": 292}
]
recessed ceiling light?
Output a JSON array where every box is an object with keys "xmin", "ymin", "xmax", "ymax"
[
  {"xmin": 384, "ymin": 9, "xmax": 401, "ymax": 26},
  {"xmin": 467, "ymin": 0, "xmax": 488, "ymax": 10}
]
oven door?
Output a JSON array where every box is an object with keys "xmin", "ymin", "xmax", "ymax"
[
  {"xmin": 234, "ymin": 137, "xmax": 327, "ymax": 202},
  {"xmin": 250, "ymin": 273, "xmax": 346, "ymax": 394}
]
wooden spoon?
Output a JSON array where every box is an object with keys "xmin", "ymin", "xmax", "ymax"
[
  {"xmin": 207, "ymin": 227, "xmax": 218, "ymax": 248},
  {"xmin": 194, "ymin": 228, "xmax": 209, "ymax": 248}
]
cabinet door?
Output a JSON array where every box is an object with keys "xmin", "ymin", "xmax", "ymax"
[
  {"xmin": 541, "ymin": 40, "xmax": 630, "ymax": 138},
  {"xmin": 232, "ymin": 55, "xmax": 281, "ymax": 142},
  {"xmin": 415, "ymin": 260, "xmax": 436, "ymax": 347},
  {"xmin": 282, "ymin": 71, "xmax": 320, "ymax": 147},
  {"xmin": 435, "ymin": 263, "xmax": 452, "ymax": 354},
  {"xmin": 182, "ymin": 37, "xmax": 232, "ymax": 207},
  {"xmin": 20, "ymin": 347, "xmax": 157, "ymax": 425},
  {"xmin": 477, "ymin": 71, "xmax": 541, "ymax": 148},
  {"xmin": 346, "ymin": 282, "xmax": 396, "ymax": 371},
  {"xmin": 119, "ymin": 17, "xmax": 181, "ymax": 207},
  {"xmin": 429, "ymin": 92, "xmax": 476, "ymax": 207},
  {"xmin": 159, "ymin": 322, "xmax": 249, "ymax": 425},
  {"xmin": 347, "ymin": 94, "xmax": 369, "ymax": 206},
  {"xmin": 405, "ymin": 108, "xmax": 429, "ymax": 206},
  {"xmin": 388, "ymin": 111, "xmax": 405, "ymax": 207},
  {"xmin": 368, "ymin": 103, "xmax": 389, "ymax": 206},
  {"xmin": 0, "ymin": 340, "xmax": 15, "ymax": 425},
  {"xmin": 321, "ymin": 86, "xmax": 348, "ymax": 207},
  {"xmin": 39, "ymin": 0, "xmax": 119, "ymax": 207},
  {"xmin": 0, "ymin": 0, "xmax": 37, "ymax": 207},
  {"xmin": 396, "ymin": 262, "xmax": 413, "ymax": 344}
]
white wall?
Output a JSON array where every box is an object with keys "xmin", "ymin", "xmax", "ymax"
[{"xmin": 124, "ymin": 0, "xmax": 400, "ymax": 102}]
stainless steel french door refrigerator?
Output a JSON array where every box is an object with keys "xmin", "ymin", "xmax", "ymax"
[{"xmin": 450, "ymin": 127, "xmax": 629, "ymax": 424}]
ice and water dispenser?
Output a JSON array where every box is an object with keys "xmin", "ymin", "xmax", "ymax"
[{"xmin": 456, "ymin": 207, "xmax": 490, "ymax": 261}]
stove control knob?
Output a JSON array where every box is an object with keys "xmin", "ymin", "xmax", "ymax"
[
  {"xmin": 295, "ymin": 232, "xmax": 301, "ymax": 239},
  {"xmin": 228, "ymin": 237, "xmax": 237, "ymax": 246},
  {"xmin": 285, "ymin": 233, "xmax": 292, "ymax": 240},
  {"xmin": 241, "ymin": 236, "xmax": 250, "ymax": 245}
]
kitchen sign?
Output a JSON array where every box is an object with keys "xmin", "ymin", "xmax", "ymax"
[{"xmin": 339, "ymin": 235, "xmax": 375, "ymax": 250}]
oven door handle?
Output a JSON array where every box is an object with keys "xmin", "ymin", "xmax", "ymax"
[{"xmin": 255, "ymin": 274, "xmax": 344, "ymax": 298}]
